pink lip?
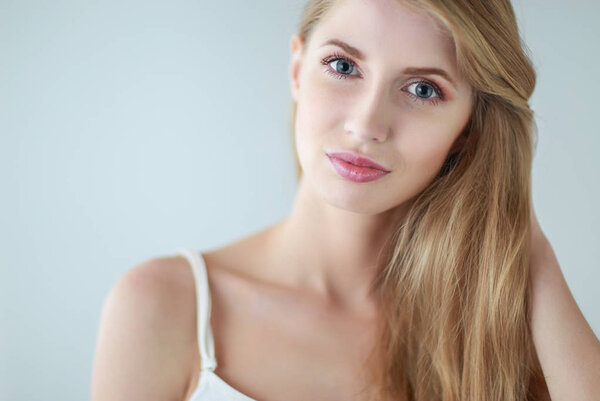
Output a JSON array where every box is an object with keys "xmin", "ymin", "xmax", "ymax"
[
  {"xmin": 326, "ymin": 151, "xmax": 390, "ymax": 172},
  {"xmin": 327, "ymin": 154, "xmax": 390, "ymax": 183}
]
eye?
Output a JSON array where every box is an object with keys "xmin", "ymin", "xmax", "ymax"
[
  {"xmin": 320, "ymin": 53, "xmax": 361, "ymax": 79},
  {"xmin": 320, "ymin": 53, "xmax": 446, "ymax": 106},
  {"xmin": 405, "ymin": 81, "xmax": 444, "ymax": 106}
]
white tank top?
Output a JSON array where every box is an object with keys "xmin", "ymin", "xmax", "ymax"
[{"xmin": 176, "ymin": 247, "xmax": 258, "ymax": 401}]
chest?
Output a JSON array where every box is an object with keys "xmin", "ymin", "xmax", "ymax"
[{"xmin": 187, "ymin": 265, "xmax": 381, "ymax": 401}]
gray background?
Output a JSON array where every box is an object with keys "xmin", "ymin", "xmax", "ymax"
[{"xmin": 1, "ymin": 0, "xmax": 598, "ymax": 399}]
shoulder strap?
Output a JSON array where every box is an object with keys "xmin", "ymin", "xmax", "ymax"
[{"xmin": 175, "ymin": 247, "xmax": 218, "ymax": 371}]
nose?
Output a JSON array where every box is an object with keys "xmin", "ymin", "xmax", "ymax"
[{"xmin": 343, "ymin": 81, "xmax": 392, "ymax": 143}]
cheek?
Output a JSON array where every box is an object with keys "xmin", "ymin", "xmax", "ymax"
[
  {"xmin": 407, "ymin": 135, "xmax": 451, "ymax": 168},
  {"xmin": 294, "ymin": 78, "xmax": 346, "ymax": 154},
  {"xmin": 396, "ymin": 122, "xmax": 460, "ymax": 185},
  {"xmin": 298, "ymin": 78, "xmax": 346, "ymax": 133},
  {"xmin": 294, "ymin": 91, "xmax": 326, "ymax": 172},
  {"xmin": 398, "ymin": 101, "xmax": 470, "ymax": 166}
]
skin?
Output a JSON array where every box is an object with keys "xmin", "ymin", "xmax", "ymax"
[
  {"xmin": 264, "ymin": 0, "xmax": 473, "ymax": 314},
  {"xmin": 92, "ymin": 2, "xmax": 476, "ymax": 400},
  {"xmin": 93, "ymin": 0, "xmax": 600, "ymax": 400},
  {"xmin": 528, "ymin": 196, "xmax": 600, "ymax": 400}
]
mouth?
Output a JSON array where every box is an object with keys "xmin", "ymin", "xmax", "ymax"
[
  {"xmin": 327, "ymin": 154, "xmax": 390, "ymax": 183},
  {"xmin": 326, "ymin": 151, "xmax": 390, "ymax": 172}
]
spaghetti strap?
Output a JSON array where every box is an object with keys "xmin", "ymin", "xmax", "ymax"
[{"xmin": 176, "ymin": 247, "xmax": 218, "ymax": 371}]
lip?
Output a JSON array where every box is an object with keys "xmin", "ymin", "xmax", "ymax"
[
  {"xmin": 326, "ymin": 151, "xmax": 390, "ymax": 172},
  {"xmin": 327, "ymin": 154, "xmax": 390, "ymax": 183}
]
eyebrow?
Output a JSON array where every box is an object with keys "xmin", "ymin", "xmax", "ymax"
[
  {"xmin": 321, "ymin": 38, "xmax": 366, "ymax": 60},
  {"xmin": 320, "ymin": 38, "xmax": 457, "ymax": 89}
]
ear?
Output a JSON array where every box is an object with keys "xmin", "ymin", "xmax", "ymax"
[{"xmin": 289, "ymin": 34, "xmax": 305, "ymax": 102}]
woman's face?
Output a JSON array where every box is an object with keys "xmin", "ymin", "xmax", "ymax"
[{"xmin": 290, "ymin": 0, "xmax": 473, "ymax": 215}]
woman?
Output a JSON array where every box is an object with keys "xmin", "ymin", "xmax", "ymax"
[{"xmin": 91, "ymin": 0, "xmax": 600, "ymax": 400}]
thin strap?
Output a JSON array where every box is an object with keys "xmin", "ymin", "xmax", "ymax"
[{"xmin": 176, "ymin": 247, "xmax": 218, "ymax": 371}]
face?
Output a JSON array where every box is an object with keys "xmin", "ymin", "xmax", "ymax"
[{"xmin": 289, "ymin": 0, "xmax": 474, "ymax": 215}]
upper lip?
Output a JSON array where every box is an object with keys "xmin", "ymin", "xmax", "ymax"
[{"xmin": 327, "ymin": 151, "xmax": 390, "ymax": 172}]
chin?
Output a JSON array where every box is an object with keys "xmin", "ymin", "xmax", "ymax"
[{"xmin": 313, "ymin": 175, "xmax": 397, "ymax": 215}]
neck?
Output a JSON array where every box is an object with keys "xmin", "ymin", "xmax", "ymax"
[{"xmin": 265, "ymin": 177, "xmax": 407, "ymax": 313}]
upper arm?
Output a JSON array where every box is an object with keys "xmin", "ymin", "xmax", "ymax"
[{"xmin": 90, "ymin": 257, "xmax": 196, "ymax": 401}]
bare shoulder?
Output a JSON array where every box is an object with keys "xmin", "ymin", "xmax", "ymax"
[{"xmin": 91, "ymin": 254, "xmax": 198, "ymax": 401}]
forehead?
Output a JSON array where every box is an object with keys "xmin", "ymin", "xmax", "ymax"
[{"xmin": 310, "ymin": 0, "xmax": 457, "ymax": 73}]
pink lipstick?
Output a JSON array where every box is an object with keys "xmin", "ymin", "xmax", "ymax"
[{"xmin": 326, "ymin": 152, "xmax": 390, "ymax": 183}]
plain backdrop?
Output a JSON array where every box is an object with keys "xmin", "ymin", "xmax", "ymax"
[{"xmin": 1, "ymin": 0, "xmax": 598, "ymax": 399}]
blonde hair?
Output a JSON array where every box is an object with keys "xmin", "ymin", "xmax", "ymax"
[{"xmin": 289, "ymin": 0, "xmax": 550, "ymax": 400}]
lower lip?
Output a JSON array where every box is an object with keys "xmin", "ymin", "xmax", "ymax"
[{"xmin": 327, "ymin": 156, "xmax": 390, "ymax": 183}]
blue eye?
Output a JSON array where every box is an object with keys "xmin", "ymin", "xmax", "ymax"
[
  {"xmin": 320, "ymin": 52, "xmax": 445, "ymax": 106},
  {"xmin": 405, "ymin": 81, "xmax": 443, "ymax": 104},
  {"xmin": 410, "ymin": 82, "xmax": 435, "ymax": 98},
  {"xmin": 321, "ymin": 53, "xmax": 360, "ymax": 79}
]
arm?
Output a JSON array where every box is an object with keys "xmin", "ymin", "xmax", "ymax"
[
  {"xmin": 90, "ymin": 258, "xmax": 195, "ymax": 401},
  {"xmin": 528, "ymin": 206, "xmax": 600, "ymax": 401}
]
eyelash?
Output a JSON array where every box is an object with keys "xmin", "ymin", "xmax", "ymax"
[{"xmin": 320, "ymin": 52, "xmax": 446, "ymax": 106}]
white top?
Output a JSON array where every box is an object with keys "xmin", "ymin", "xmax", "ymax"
[{"xmin": 176, "ymin": 247, "xmax": 258, "ymax": 401}]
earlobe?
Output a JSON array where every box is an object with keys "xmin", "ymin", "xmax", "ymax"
[{"xmin": 289, "ymin": 34, "xmax": 305, "ymax": 102}]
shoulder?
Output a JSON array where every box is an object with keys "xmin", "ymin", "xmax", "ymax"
[
  {"xmin": 107, "ymin": 255, "xmax": 197, "ymax": 335},
  {"xmin": 117, "ymin": 255, "xmax": 196, "ymax": 310},
  {"xmin": 91, "ymin": 255, "xmax": 198, "ymax": 401}
]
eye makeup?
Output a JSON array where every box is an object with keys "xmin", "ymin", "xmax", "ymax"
[{"xmin": 320, "ymin": 52, "xmax": 447, "ymax": 106}]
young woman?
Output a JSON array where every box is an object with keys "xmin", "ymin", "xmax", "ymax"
[{"xmin": 91, "ymin": 0, "xmax": 600, "ymax": 400}]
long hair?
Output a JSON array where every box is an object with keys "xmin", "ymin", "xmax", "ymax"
[{"xmin": 289, "ymin": 1, "xmax": 550, "ymax": 400}]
